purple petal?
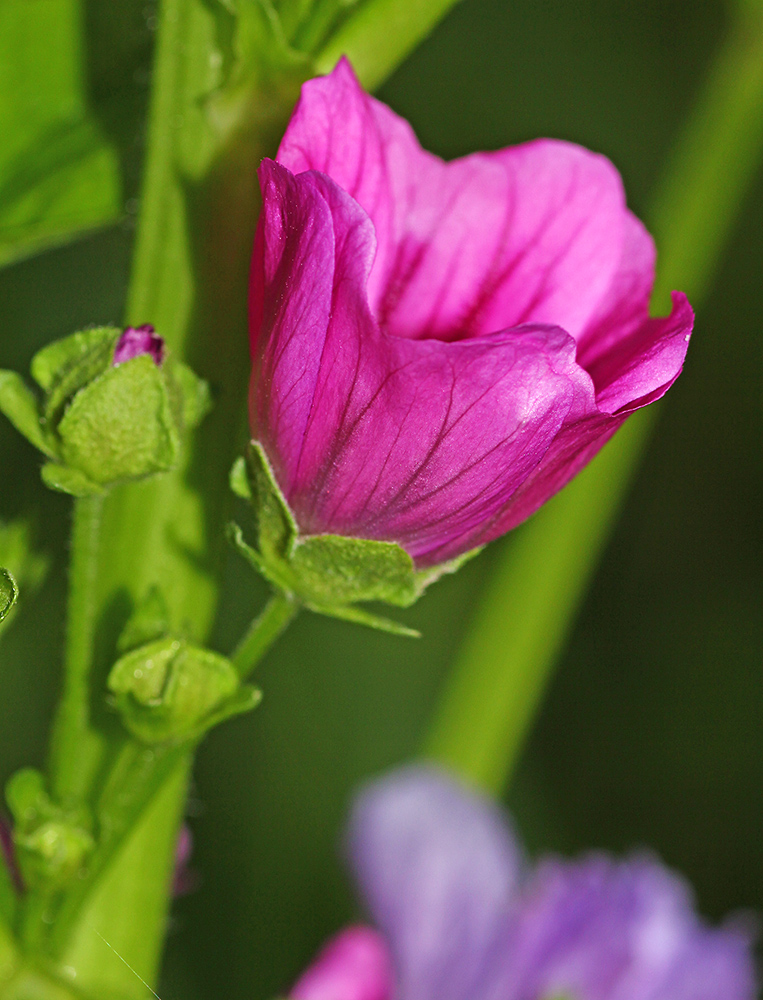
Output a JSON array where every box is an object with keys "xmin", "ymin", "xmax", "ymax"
[
  {"xmin": 501, "ymin": 853, "xmax": 756, "ymax": 1000},
  {"xmin": 0, "ymin": 815, "xmax": 21, "ymax": 892},
  {"xmin": 113, "ymin": 325, "xmax": 165, "ymax": 367},
  {"xmin": 346, "ymin": 766, "xmax": 521, "ymax": 1000},
  {"xmin": 291, "ymin": 926, "xmax": 394, "ymax": 1000},
  {"xmin": 586, "ymin": 292, "xmax": 693, "ymax": 415},
  {"xmin": 277, "ymin": 59, "xmax": 629, "ymax": 344},
  {"xmin": 250, "ymin": 161, "xmax": 600, "ymax": 566}
]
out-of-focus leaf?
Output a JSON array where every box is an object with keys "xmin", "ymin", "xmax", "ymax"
[
  {"xmin": 0, "ymin": 0, "xmax": 122, "ymax": 268},
  {"xmin": 0, "ymin": 570, "xmax": 18, "ymax": 625}
]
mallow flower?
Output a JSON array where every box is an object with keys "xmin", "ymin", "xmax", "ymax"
[
  {"xmin": 290, "ymin": 767, "xmax": 756, "ymax": 1000},
  {"xmin": 249, "ymin": 60, "xmax": 694, "ymax": 569}
]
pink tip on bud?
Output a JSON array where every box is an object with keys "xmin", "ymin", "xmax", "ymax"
[
  {"xmin": 114, "ymin": 324, "xmax": 165, "ymax": 367},
  {"xmin": 291, "ymin": 926, "xmax": 394, "ymax": 1000}
]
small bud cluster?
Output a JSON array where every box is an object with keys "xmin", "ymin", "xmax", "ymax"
[
  {"xmin": 0, "ymin": 325, "xmax": 210, "ymax": 496},
  {"xmin": 5, "ymin": 770, "xmax": 94, "ymax": 892}
]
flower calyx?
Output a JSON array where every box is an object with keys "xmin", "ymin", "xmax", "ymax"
[
  {"xmin": 0, "ymin": 325, "xmax": 210, "ymax": 496},
  {"xmin": 108, "ymin": 594, "xmax": 260, "ymax": 744},
  {"xmin": 228, "ymin": 443, "xmax": 476, "ymax": 637},
  {"xmin": 5, "ymin": 769, "xmax": 94, "ymax": 893}
]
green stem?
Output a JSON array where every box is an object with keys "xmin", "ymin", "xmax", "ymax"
[
  {"xmin": 231, "ymin": 593, "xmax": 299, "ymax": 679},
  {"xmin": 423, "ymin": 0, "xmax": 763, "ymax": 794},
  {"xmin": 49, "ymin": 496, "xmax": 104, "ymax": 807},
  {"xmin": 314, "ymin": 0, "xmax": 465, "ymax": 89}
]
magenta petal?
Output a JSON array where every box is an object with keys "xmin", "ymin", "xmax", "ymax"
[
  {"xmin": 347, "ymin": 766, "xmax": 521, "ymax": 1000},
  {"xmin": 277, "ymin": 59, "xmax": 628, "ymax": 343},
  {"xmin": 250, "ymin": 161, "xmax": 600, "ymax": 566},
  {"xmin": 113, "ymin": 324, "xmax": 165, "ymax": 366},
  {"xmin": 588, "ymin": 291, "xmax": 694, "ymax": 414},
  {"xmin": 291, "ymin": 926, "xmax": 394, "ymax": 1000}
]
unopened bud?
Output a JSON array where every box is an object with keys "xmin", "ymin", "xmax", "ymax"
[
  {"xmin": 108, "ymin": 637, "xmax": 260, "ymax": 744},
  {"xmin": 0, "ymin": 325, "xmax": 210, "ymax": 496},
  {"xmin": 5, "ymin": 769, "xmax": 94, "ymax": 891}
]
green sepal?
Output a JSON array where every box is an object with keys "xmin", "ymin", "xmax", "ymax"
[
  {"xmin": 116, "ymin": 587, "xmax": 171, "ymax": 654},
  {"xmin": 107, "ymin": 637, "xmax": 260, "ymax": 744},
  {"xmin": 414, "ymin": 544, "xmax": 484, "ymax": 592},
  {"xmin": 0, "ymin": 569, "xmax": 18, "ymax": 624},
  {"xmin": 32, "ymin": 326, "xmax": 120, "ymax": 425},
  {"xmin": 57, "ymin": 355, "xmax": 179, "ymax": 486},
  {"xmin": 228, "ymin": 443, "xmax": 424, "ymax": 636},
  {"xmin": 247, "ymin": 440, "xmax": 299, "ymax": 563},
  {"xmin": 41, "ymin": 463, "xmax": 103, "ymax": 497},
  {"xmin": 229, "ymin": 454, "xmax": 252, "ymax": 500},
  {"xmin": 5, "ymin": 769, "xmax": 94, "ymax": 892},
  {"xmin": 170, "ymin": 360, "xmax": 212, "ymax": 432},
  {"xmin": 315, "ymin": 603, "xmax": 421, "ymax": 638},
  {"xmin": 0, "ymin": 370, "xmax": 56, "ymax": 457}
]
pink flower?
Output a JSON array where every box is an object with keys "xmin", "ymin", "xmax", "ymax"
[
  {"xmin": 292, "ymin": 926, "xmax": 393, "ymax": 1000},
  {"xmin": 289, "ymin": 767, "xmax": 755, "ymax": 1000},
  {"xmin": 249, "ymin": 60, "xmax": 693, "ymax": 568}
]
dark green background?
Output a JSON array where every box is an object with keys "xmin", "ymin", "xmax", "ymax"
[{"xmin": 1, "ymin": 1, "xmax": 761, "ymax": 997}]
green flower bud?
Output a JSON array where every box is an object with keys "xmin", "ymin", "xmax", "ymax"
[
  {"xmin": 5, "ymin": 769, "xmax": 94, "ymax": 892},
  {"xmin": 0, "ymin": 325, "xmax": 210, "ymax": 496},
  {"xmin": 108, "ymin": 637, "xmax": 260, "ymax": 744}
]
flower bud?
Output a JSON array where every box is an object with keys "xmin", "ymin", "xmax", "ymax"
[
  {"xmin": 107, "ymin": 637, "xmax": 260, "ymax": 744},
  {"xmin": 0, "ymin": 325, "xmax": 210, "ymax": 496},
  {"xmin": 5, "ymin": 769, "xmax": 94, "ymax": 891}
]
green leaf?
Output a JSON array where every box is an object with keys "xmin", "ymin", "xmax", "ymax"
[
  {"xmin": 0, "ymin": 370, "xmax": 55, "ymax": 457},
  {"xmin": 0, "ymin": 0, "xmax": 122, "ymax": 268},
  {"xmin": 0, "ymin": 569, "xmax": 18, "ymax": 625}
]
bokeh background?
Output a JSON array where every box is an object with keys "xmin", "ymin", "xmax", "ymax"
[{"xmin": 1, "ymin": 1, "xmax": 761, "ymax": 997}]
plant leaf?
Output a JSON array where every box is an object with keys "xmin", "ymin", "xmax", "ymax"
[
  {"xmin": 0, "ymin": 0, "xmax": 123, "ymax": 268},
  {"xmin": 0, "ymin": 371, "xmax": 54, "ymax": 456}
]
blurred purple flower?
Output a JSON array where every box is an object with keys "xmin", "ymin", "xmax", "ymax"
[
  {"xmin": 249, "ymin": 60, "xmax": 693, "ymax": 568},
  {"xmin": 291, "ymin": 767, "xmax": 755, "ymax": 1000},
  {"xmin": 113, "ymin": 324, "xmax": 165, "ymax": 367}
]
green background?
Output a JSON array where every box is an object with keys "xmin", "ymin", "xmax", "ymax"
[{"xmin": 0, "ymin": 1, "xmax": 761, "ymax": 997}]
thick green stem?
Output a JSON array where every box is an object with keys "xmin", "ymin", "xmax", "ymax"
[
  {"xmin": 315, "ymin": 0, "xmax": 465, "ymax": 89},
  {"xmin": 423, "ymin": 0, "xmax": 763, "ymax": 794},
  {"xmin": 232, "ymin": 593, "xmax": 299, "ymax": 679},
  {"xmin": 49, "ymin": 496, "xmax": 104, "ymax": 807}
]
